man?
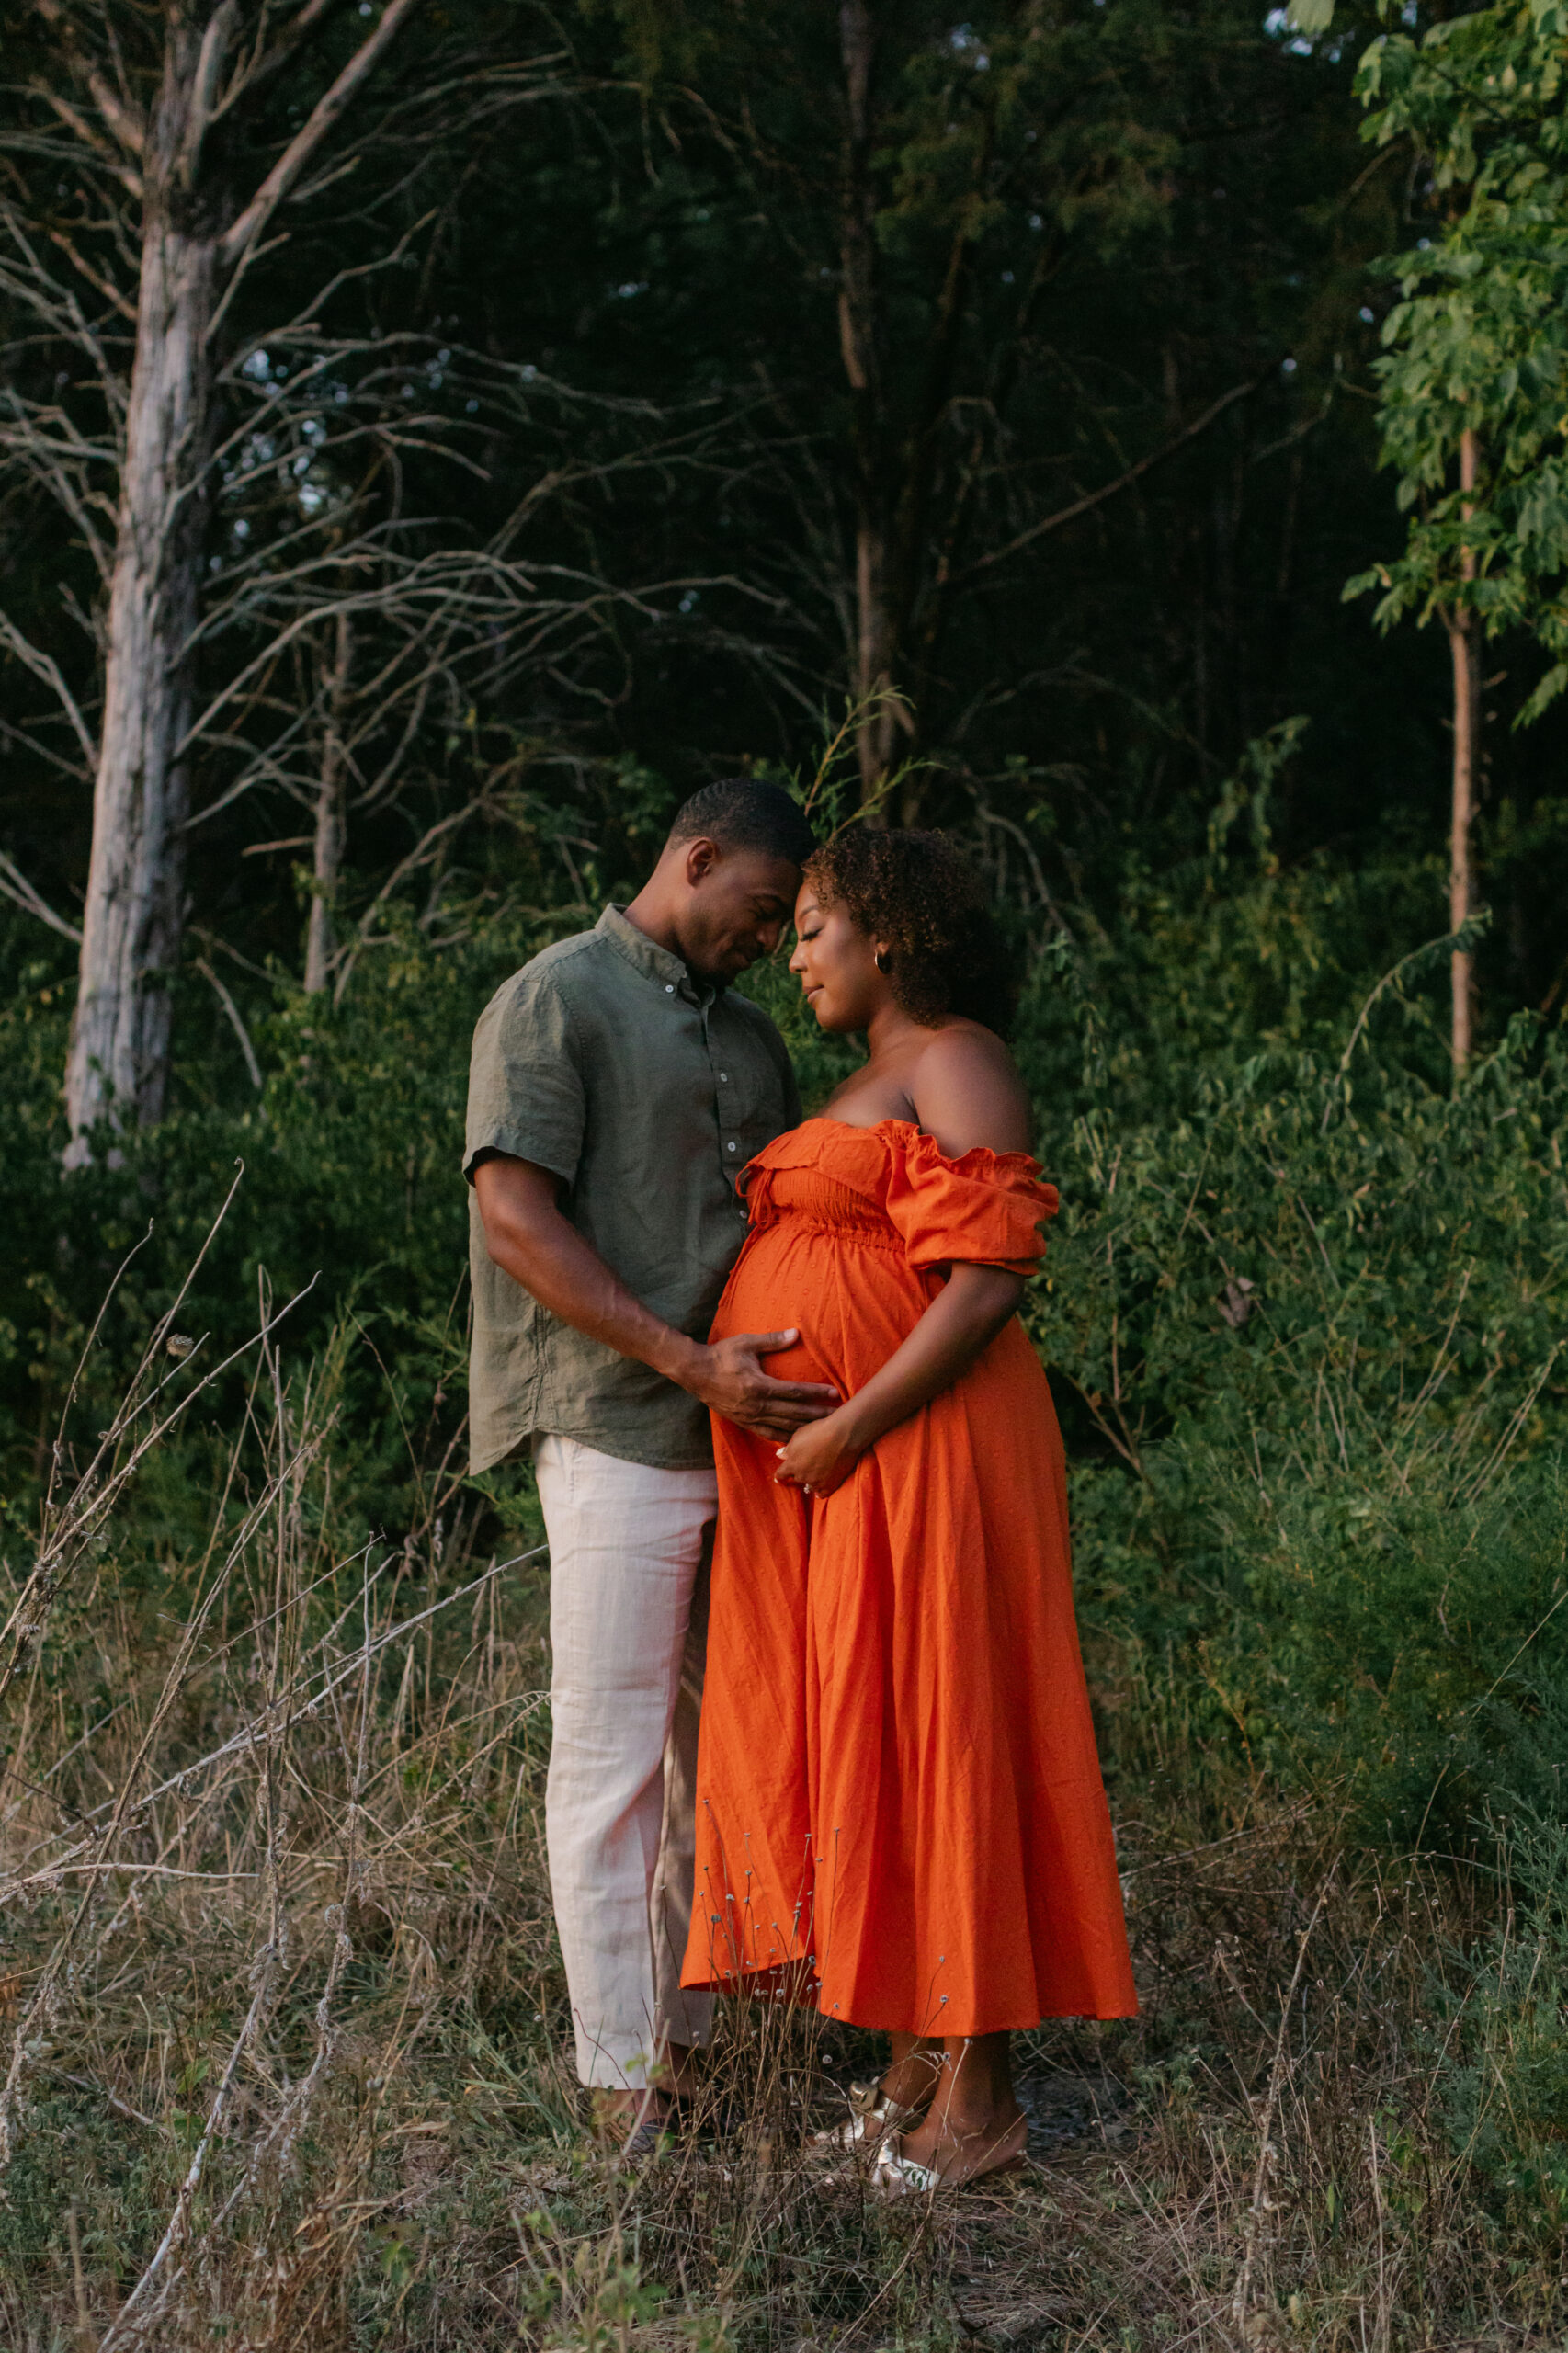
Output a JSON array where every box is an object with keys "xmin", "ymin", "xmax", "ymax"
[{"xmin": 464, "ymin": 778, "xmax": 836, "ymax": 2150}]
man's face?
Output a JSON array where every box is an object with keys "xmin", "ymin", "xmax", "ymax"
[{"xmin": 677, "ymin": 840, "xmax": 802, "ymax": 983}]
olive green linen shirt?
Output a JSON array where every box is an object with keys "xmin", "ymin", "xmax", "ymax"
[{"xmin": 463, "ymin": 904, "xmax": 801, "ymax": 1474}]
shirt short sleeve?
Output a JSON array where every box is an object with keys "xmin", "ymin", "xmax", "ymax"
[
  {"xmin": 463, "ymin": 971, "xmax": 585, "ymax": 1188},
  {"xmin": 884, "ymin": 1129, "xmax": 1057, "ymax": 1274}
]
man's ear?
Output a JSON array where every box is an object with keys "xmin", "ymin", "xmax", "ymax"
[{"xmin": 682, "ymin": 835, "xmax": 721, "ymax": 886}]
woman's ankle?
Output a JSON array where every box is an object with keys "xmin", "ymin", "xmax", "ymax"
[
  {"xmin": 896, "ymin": 2100, "xmax": 1028, "ymax": 2178},
  {"xmin": 935, "ymin": 2093, "xmax": 1024, "ymax": 2140},
  {"xmin": 879, "ymin": 2045, "xmax": 944, "ymax": 2110}
]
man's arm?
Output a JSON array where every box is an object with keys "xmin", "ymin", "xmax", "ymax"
[{"xmin": 472, "ymin": 1154, "xmax": 838, "ymax": 1440}]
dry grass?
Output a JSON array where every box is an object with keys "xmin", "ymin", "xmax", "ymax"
[{"xmin": 0, "ymin": 1314, "xmax": 1561, "ymax": 2352}]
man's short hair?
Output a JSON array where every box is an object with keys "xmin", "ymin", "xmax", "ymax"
[{"xmin": 667, "ymin": 778, "xmax": 816, "ymax": 870}]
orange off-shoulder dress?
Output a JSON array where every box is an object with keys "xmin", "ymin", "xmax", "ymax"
[{"xmin": 680, "ymin": 1119, "xmax": 1137, "ymax": 2038}]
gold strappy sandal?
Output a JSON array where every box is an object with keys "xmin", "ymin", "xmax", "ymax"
[{"xmin": 812, "ymin": 2076, "xmax": 926, "ymax": 2153}]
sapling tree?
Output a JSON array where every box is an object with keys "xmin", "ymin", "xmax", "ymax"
[{"xmin": 1343, "ymin": 0, "xmax": 1568, "ymax": 1069}]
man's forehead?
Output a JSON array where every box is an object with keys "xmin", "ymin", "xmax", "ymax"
[{"xmin": 722, "ymin": 846, "xmax": 805, "ymax": 900}]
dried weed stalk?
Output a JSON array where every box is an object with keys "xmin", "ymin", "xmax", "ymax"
[{"xmin": 0, "ymin": 1264, "xmax": 1558, "ymax": 2350}]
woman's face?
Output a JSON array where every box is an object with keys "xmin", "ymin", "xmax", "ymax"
[{"xmin": 789, "ymin": 884, "xmax": 889, "ymax": 1032}]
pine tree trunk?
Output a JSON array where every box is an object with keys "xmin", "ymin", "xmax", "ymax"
[
  {"xmin": 64, "ymin": 213, "xmax": 214, "ymax": 1158},
  {"xmin": 304, "ymin": 613, "xmax": 354, "ymax": 995},
  {"xmin": 1448, "ymin": 426, "xmax": 1482, "ymax": 1076}
]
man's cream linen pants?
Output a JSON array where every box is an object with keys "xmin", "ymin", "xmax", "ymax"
[{"xmin": 534, "ymin": 1434, "xmax": 717, "ymax": 2089}]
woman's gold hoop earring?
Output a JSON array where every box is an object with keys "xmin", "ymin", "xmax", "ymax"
[{"xmin": 874, "ymin": 950, "xmax": 891, "ymax": 974}]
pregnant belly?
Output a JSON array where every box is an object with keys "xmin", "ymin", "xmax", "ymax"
[
  {"xmin": 711, "ymin": 1217, "xmax": 930, "ymax": 1394},
  {"xmin": 713, "ymin": 1241, "xmax": 835, "ymax": 1388}
]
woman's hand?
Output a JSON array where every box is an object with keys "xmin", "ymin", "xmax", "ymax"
[
  {"xmin": 775, "ymin": 1407, "xmax": 866, "ymax": 1498},
  {"xmin": 773, "ymin": 1264, "xmax": 1024, "ymax": 1497}
]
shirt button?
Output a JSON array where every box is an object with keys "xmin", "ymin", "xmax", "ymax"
[
  {"xmin": 726, "ymin": 1141, "xmax": 737, "ymax": 1153},
  {"xmin": 665, "ymin": 983, "xmax": 675, "ymax": 994},
  {"xmin": 718, "ymin": 1072, "xmax": 728, "ymax": 1083}
]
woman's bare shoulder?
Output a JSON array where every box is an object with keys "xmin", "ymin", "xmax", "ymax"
[{"xmin": 907, "ymin": 1021, "xmax": 1031, "ymax": 1156}]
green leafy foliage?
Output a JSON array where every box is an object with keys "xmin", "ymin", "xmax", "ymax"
[
  {"xmin": 1434, "ymin": 1813, "xmax": 1568, "ymax": 2244},
  {"xmin": 1348, "ymin": 0, "xmax": 1568, "ymax": 720},
  {"xmin": 1029, "ymin": 901, "xmax": 1568, "ymax": 1847}
]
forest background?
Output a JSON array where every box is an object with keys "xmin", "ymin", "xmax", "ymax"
[{"xmin": 1, "ymin": 2, "xmax": 1566, "ymax": 2347}]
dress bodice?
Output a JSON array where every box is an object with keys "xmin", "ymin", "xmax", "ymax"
[{"xmin": 741, "ymin": 1117, "xmax": 1056, "ymax": 1275}]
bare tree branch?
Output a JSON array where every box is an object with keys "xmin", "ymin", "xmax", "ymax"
[
  {"xmin": 221, "ymin": 0, "xmax": 427, "ymax": 273},
  {"xmin": 0, "ymin": 853, "xmax": 83, "ymax": 945},
  {"xmin": 0, "ymin": 610, "xmax": 100, "ymax": 766},
  {"xmin": 26, "ymin": 87, "xmax": 142, "ymax": 200},
  {"xmin": 953, "ymin": 377, "xmax": 1268, "ymax": 585},
  {"xmin": 177, "ymin": 1, "xmax": 241, "ymax": 188},
  {"xmin": 32, "ymin": 0, "xmax": 148, "ymax": 167},
  {"xmin": 330, "ymin": 797, "xmax": 482, "ymax": 1005},
  {"xmin": 193, "ymin": 957, "xmax": 263, "ymax": 1088},
  {"xmin": 218, "ymin": 0, "xmax": 351, "ymax": 121},
  {"xmin": 42, "ymin": 223, "xmax": 140, "ymax": 323}
]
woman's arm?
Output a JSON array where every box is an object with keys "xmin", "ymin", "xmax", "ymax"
[
  {"xmin": 774, "ymin": 1028, "xmax": 1034, "ymax": 1497},
  {"xmin": 774, "ymin": 1263, "xmax": 1022, "ymax": 1495}
]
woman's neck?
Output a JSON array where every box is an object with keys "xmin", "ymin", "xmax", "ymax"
[{"xmin": 864, "ymin": 1000, "xmax": 939, "ymax": 1063}]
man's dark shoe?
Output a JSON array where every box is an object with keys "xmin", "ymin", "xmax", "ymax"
[{"xmin": 618, "ymin": 2112, "xmax": 676, "ymax": 2163}]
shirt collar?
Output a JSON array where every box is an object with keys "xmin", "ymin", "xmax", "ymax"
[{"xmin": 597, "ymin": 904, "xmax": 715, "ymax": 1007}]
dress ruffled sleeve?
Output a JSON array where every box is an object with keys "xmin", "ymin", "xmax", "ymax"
[{"xmin": 883, "ymin": 1127, "xmax": 1058, "ymax": 1275}]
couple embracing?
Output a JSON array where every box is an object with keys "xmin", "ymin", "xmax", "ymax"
[{"xmin": 464, "ymin": 779, "xmax": 1135, "ymax": 2195}]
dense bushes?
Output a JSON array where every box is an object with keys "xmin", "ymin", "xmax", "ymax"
[
  {"xmin": 0, "ymin": 917, "xmax": 543, "ymax": 1547},
  {"xmin": 4, "ymin": 822, "xmax": 1565, "ymax": 1824},
  {"xmin": 1034, "ymin": 1012, "xmax": 1568, "ymax": 1828}
]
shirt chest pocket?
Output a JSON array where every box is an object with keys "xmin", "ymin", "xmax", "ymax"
[{"xmin": 712, "ymin": 1041, "xmax": 780, "ymax": 1160}]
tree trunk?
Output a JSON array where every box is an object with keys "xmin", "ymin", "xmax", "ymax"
[
  {"xmin": 55, "ymin": 0, "xmax": 425, "ymax": 1158},
  {"xmin": 63, "ymin": 210, "xmax": 215, "ymax": 1161},
  {"xmin": 838, "ymin": 0, "xmax": 899, "ymax": 804},
  {"xmin": 304, "ymin": 612, "xmax": 354, "ymax": 995},
  {"xmin": 1447, "ymin": 425, "xmax": 1482, "ymax": 1076},
  {"xmin": 835, "ymin": 2, "xmax": 994, "ymax": 811}
]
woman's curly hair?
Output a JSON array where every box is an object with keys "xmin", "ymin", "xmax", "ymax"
[{"xmin": 803, "ymin": 827, "xmax": 1018, "ymax": 1035}]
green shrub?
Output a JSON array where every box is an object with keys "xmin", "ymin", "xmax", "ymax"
[
  {"xmin": 1435, "ymin": 1812, "xmax": 1568, "ymax": 2248},
  {"xmin": 1036, "ymin": 1012, "xmax": 1568, "ymax": 1843}
]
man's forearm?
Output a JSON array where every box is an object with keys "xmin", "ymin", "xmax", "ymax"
[{"xmin": 477, "ymin": 1180, "xmax": 699, "ymax": 1385}]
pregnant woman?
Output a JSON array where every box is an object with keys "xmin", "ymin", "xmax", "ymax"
[{"xmin": 680, "ymin": 828, "xmax": 1136, "ymax": 2194}]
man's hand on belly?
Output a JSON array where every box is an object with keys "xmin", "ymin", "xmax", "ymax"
[
  {"xmin": 474, "ymin": 1155, "xmax": 836, "ymax": 1438},
  {"xmin": 669, "ymin": 1329, "xmax": 840, "ymax": 1441}
]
